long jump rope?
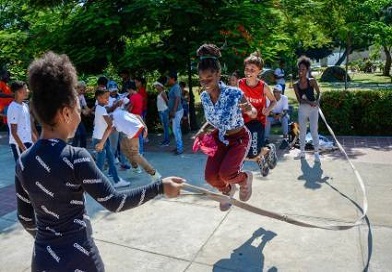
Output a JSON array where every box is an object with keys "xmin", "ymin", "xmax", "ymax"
[{"xmin": 181, "ymin": 105, "xmax": 368, "ymax": 231}]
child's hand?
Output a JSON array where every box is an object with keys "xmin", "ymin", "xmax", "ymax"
[
  {"xmin": 262, "ymin": 107, "xmax": 271, "ymax": 116},
  {"xmin": 95, "ymin": 142, "xmax": 104, "ymax": 152},
  {"xmin": 193, "ymin": 129, "xmax": 205, "ymax": 140},
  {"xmin": 115, "ymin": 100, "xmax": 123, "ymax": 107},
  {"xmin": 239, "ymin": 102, "xmax": 252, "ymax": 112},
  {"xmin": 143, "ymin": 128, "xmax": 148, "ymax": 138},
  {"xmin": 162, "ymin": 177, "xmax": 185, "ymax": 198}
]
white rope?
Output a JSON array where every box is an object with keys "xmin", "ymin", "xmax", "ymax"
[{"xmin": 181, "ymin": 104, "xmax": 368, "ymax": 230}]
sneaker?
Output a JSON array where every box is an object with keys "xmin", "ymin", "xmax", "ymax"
[
  {"xmin": 114, "ymin": 178, "xmax": 130, "ymax": 188},
  {"xmin": 256, "ymin": 156, "xmax": 269, "ymax": 177},
  {"xmin": 219, "ymin": 184, "xmax": 236, "ymax": 212},
  {"xmin": 314, "ymin": 152, "xmax": 320, "ymax": 163},
  {"xmin": 159, "ymin": 141, "xmax": 170, "ymax": 147},
  {"xmin": 132, "ymin": 166, "xmax": 142, "ymax": 174},
  {"xmin": 294, "ymin": 151, "xmax": 306, "ymax": 160},
  {"xmin": 266, "ymin": 143, "xmax": 278, "ymax": 169},
  {"xmin": 279, "ymin": 139, "xmax": 289, "ymax": 150},
  {"xmin": 150, "ymin": 170, "xmax": 162, "ymax": 182},
  {"xmin": 239, "ymin": 171, "xmax": 253, "ymax": 202},
  {"xmin": 120, "ymin": 164, "xmax": 131, "ymax": 170},
  {"xmin": 174, "ymin": 150, "xmax": 183, "ymax": 155},
  {"xmin": 114, "ymin": 158, "xmax": 120, "ymax": 165}
]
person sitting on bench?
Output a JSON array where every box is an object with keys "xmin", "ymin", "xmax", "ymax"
[{"xmin": 264, "ymin": 84, "xmax": 290, "ymax": 149}]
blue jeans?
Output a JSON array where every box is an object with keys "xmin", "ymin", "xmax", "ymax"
[
  {"xmin": 109, "ymin": 130, "xmax": 129, "ymax": 166},
  {"xmin": 171, "ymin": 109, "xmax": 184, "ymax": 152},
  {"xmin": 159, "ymin": 109, "xmax": 170, "ymax": 143},
  {"xmin": 92, "ymin": 138, "xmax": 120, "ymax": 182},
  {"xmin": 10, "ymin": 142, "xmax": 33, "ymax": 161},
  {"xmin": 265, "ymin": 115, "xmax": 289, "ymax": 139},
  {"xmin": 138, "ymin": 131, "xmax": 144, "ymax": 156},
  {"xmin": 72, "ymin": 122, "xmax": 87, "ymax": 148}
]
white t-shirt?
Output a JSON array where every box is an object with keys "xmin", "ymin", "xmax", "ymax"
[
  {"xmin": 267, "ymin": 94, "xmax": 289, "ymax": 114},
  {"xmin": 7, "ymin": 101, "xmax": 33, "ymax": 144},
  {"xmin": 107, "ymin": 94, "xmax": 129, "ymax": 111},
  {"xmin": 156, "ymin": 92, "xmax": 168, "ymax": 112},
  {"xmin": 93, "ymin": 104, "xmax": 109, "ymax": 139},
  {"xmin": 107, "ymin": 96, "xmax": 117, "ymax": 108},
  {"xmin": 112, "ymin": 108, "xmax": 144, "ymax": 138},
  {"xmin": 274, "ymin": 68, "xmax": 285, "ymax": 85}
]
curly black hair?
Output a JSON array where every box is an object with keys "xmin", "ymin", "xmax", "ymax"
[
  {"xmin": 297, "ymin": 55, "xmax": 311, "ymax": 70},
  {"xmin": 28, "ymin": 51, "xmax": 78, "ymax": 127}
]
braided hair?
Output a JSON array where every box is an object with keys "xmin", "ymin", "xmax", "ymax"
[{"xmin": 196, "ymin": 44, "xmax": 222, "ymax": 73}]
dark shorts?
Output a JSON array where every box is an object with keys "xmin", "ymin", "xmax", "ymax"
[{"xmin": 245, "ymin": 120, "xmax": 265, "ymax": 159}]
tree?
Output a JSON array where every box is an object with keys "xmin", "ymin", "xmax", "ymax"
[
  {"xmin": 0, "ymin": 0, "xmax": 34, "ymax": 78},
  {"xmin": 365, "ymin": 1, "xmax": 392, "ymax": 76}
]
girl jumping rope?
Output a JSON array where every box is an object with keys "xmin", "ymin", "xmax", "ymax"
[{"xmin": 194, "ymin": 44, "xmax": 257, "ymax": 212}]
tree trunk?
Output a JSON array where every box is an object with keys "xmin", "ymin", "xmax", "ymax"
[
  {"xmin": 345, "ymin": 35, "xmax": 351, "ymax": 91},
  {"xmin": 383, "ymin": 45, "xmax": 391, "ymax": 77},
  {"xmin": 187, "ymin": 56, "xmax": 199, "ymax": 131},
  {"xmin": 335, "ymin": 49, "xmax": 347, "ymax": 66}
]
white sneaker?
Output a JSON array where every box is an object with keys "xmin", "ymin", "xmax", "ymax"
[
  {"xmin": 132, "ymin": 166, "xmax": 142, "ymax": 174},
  {"xmin": 114, "ymin": 178, "xmax": 130, "ymax": 188},
  {"xmin": 150, "ymin": 171, "xmax": 162, "ymax": 182},
  {"xmin": 314, "ymin": 152, "xmax": 320, "ymax": 163},
  {"xmin": 295, "ymin": 151, "xmax": 305, "ymax": 160},
  {"xmin": 114, "ymin": 157, "xmax": 120, "ymax": 164}
]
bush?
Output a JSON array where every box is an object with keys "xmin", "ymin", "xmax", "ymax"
[{"xmin": 320, "ymin": 90, "xmax": 392, "ymax": 136}]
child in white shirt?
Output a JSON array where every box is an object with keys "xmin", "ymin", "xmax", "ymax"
[
  {"xmin": 111, "ymin": 105, "xmax": 162, "ymax": 182},
  {"xmin": 92, "ymin": 89, "xmax": 129, "ymax": 188},
  {"xmin": 7, "ymin": 81, "xmax": 38, "ymax": 161}
]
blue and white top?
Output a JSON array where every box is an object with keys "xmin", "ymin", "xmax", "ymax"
[{"xmin": 200, "ymin": 82, "xmax": 244, "ymax": 145}]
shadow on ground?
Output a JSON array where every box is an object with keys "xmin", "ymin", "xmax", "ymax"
[{"xmin": 213, "ymin": 227, "xmax": 277, "ymax": 272}]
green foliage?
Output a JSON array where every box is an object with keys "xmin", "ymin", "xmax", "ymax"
[{"xmin": 320, "ymin": 90, "xmax": 392, "ymax": 136}]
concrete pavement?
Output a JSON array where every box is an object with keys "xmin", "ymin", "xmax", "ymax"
[{"xmin": 0, "ymin": 132, "xmax": 391, "ymax": 272}]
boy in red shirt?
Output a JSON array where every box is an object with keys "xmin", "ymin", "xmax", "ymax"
[
  {"xmin": 0, "ymin": 70, "xmax": 14, "ymax": 124},
  {"xmin": 239, "ymin": 52, "xmax": 278, "ymax": 177}
]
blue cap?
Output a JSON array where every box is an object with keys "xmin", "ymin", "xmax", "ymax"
[{"xmin": 107, "ymin": 80, "xmax": 118, "ymax": 92}]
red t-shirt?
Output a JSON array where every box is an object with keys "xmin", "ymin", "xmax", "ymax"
[
  {"xmin": 138, "ymin": 86, "xmax": 148, "ymax": 111},
  {"xmin": 238, "ymin": 78, "xmax": 267, "ymax": 125},
  {"xmin": 128, "ymin": 92, "xmax": 143, "ymax": 116},
  {"xmin": 0, "ymin": 81, "xmax": 13, "ymax": 122}
]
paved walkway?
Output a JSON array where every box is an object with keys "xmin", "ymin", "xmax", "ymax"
[{"xmin": 0, "ymin": 131, "xmax": 391, "ymax": 271}]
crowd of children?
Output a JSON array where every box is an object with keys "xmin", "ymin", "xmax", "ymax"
[
  {"xmin": 2, "ymin": 51, "xmax": 321, "ymax": 205},
  {"xmin": 3, "ymin": 47, "xmax": 322, "ymax": 270}
]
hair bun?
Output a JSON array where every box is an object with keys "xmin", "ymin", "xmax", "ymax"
[
  {"xmin": 196, "ymin": 44, "xmax": 221, "ymax": 58},
  {"xmin": 250, "ymin": 51, "xmax": 260, "ymax": 58}
]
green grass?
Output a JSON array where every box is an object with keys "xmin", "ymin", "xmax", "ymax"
[
  {"xmin": 346, "ymin": 73, "xmax": 391, "ymax": 84},
  {"xmin": 314, "ymin": 72, "xmax": 392, "ymax": 91}
]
